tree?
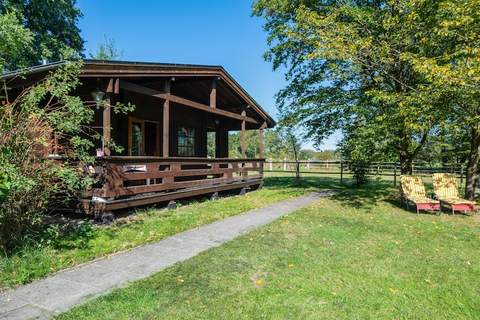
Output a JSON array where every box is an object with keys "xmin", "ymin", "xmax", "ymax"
[
  {"xmin": 280, "ymin": 126, "xmax": 302, "ymax": 181},
  {"xmin": 0, "ymin": 0, "xmax": 84, "ymax": 69},
  {"xmin": 0, "ymin": 11, "xmax": 32, "ymax": 72},
  {"xmin": 228, "ymin": 131, "xmax": 260, "ymax": 158},
  {"xmin": 339, "ymin": 115, "xmax": 396, "ymax": 185},
  {"xmin": 89, "ymin": 35, "xmax": 123, "ymax": 60},
  {"xmin": 253, "ymin": 0, "xmax": 448, "ymax": 175},
  {"xmin": 407, "ymin": 0, "xmax": 480, "ymax": 199}
]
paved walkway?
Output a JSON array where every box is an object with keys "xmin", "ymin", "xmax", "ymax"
[{"xmin": 0, "ymin": 192, "xmax": 329, "ymax": 319}]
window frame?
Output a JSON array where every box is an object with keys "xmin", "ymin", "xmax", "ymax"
[
  {"xmin": 177, "ymin": 126, "xmax": 196, "ymax": 157},
  {"xmin": 128, "ymin": 116, "xmax": 160, "ymax": 156}
]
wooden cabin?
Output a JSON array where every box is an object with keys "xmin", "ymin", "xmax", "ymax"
[{"xmin": 2, "ymin": 60, "xmax": 275, "ymax": 214}]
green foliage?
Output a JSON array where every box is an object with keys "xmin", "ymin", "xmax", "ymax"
[
  {"xmin": 404, "ymin": 0, "xmax": 480, "ymax": 198},
  {"xmin": 0, "ymin": 59, "xmax": 133, "ymax": 253},
  {"xmin": 229, "ymin": 127, "xmax": 312, "ymax": 161},
  {"xmin": 253, "ymin": 0, "xmax": 450, "ymax": 174},
  {"xmin": 89, "ymin": 35, "xmax": 123, "ymax": 60},
  {"xmin": 229, "ymin": 131, "xmax": 260, "ymax": 158},
  {"xmin": 0, "ymin": 0, "xmax": 84, "ymax": 69},
  {"xmin": 299, "ymin": 149, "xmax": 339, "ymax": 161},
  {"xmin": 0, "ymin": 10, "xmax": 32, "ymax": 72},
  {"xmin": 0, "ymin": 60, "xmax": 85, "ymax": 253}
]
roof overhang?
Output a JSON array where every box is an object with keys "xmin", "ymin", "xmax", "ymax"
[{"xmin": 1, "ymin": 59, "xmax": 276, "ymax": 127}]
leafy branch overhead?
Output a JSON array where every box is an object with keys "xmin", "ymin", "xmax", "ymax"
[{"xmin": 254, "ymin": 0, "xmax": 480, "ymax": 193}]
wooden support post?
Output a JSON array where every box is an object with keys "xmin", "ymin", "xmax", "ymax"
[
  {"xmin": 258, "ymin": 121, "xmax": 266, "ymax": 159},
  {"xmin": 340, "ymin": 160, "xmax": 344, "ymax": 184},
  {"xmin": 163, "ymin": 80, "xmax": 171, "ymax": 157},
  {"xmin": 210, "ymin": 78, "xmax": 217, "ymax": 109},
  {"xmin": 102, "ymin": 93, "xmax": 111, "ymax": 156},
  {"xmin": 114, "ymin": 78, "xmax": 120, "ymax": 94},
  {"xmin": 240, "ymin": 110, "xmax": 246, "ymax": 158}
]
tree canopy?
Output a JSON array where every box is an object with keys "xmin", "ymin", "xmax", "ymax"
[
  {"xmin": 89, "ymin": 35, "xmax": 123, "ymax": 60},
  {"xmin": 254, "ymin": 0, "xmax": 480, "ymax": 196},
  {"xmin": 253, "ymin": 0, "xmax": 452, "ymax": 175},
  {"xmin": 0, "ymin": 0, "xmax": 84, "ymax": 70}
]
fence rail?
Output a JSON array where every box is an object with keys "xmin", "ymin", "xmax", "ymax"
[{"xmin": 264, "ymin": 160, "xmax": 465, "ymax": 186}]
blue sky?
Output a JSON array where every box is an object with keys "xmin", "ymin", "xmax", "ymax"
[{"xmin": 77, "ymin": 0, "xmax": 340, "ymax": 150}]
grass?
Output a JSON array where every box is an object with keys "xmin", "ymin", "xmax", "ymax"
[
  {"xmin": 57, "ymin": 177, "xmax": 480, "ymax": 320},
  {"xmin": 0, "ymin": 175, "xmax": 334, "ymax": 290}
]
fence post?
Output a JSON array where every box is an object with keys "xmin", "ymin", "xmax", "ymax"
[
  {"xmin": 340, "ymin": 160, "xmax": 344, "ymax": 185},
  {"xmin": 393, "ymin": 164, "xmax": 397, "ymax": 187},
  {"xmin": 307, "ymin": 160, "xmax": 310, "ymax": 170},
  {"xmin": 460, "ymin": 164, "xmax": 464, "ymax": 185},
  {"xmin": 283, "ymin": 158, "xmax": 287, "ymax": 171}
]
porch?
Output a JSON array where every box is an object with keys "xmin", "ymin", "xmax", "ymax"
[
  {"xmin": 83, "ymin": 157, "xmax": 264, "ymax": 213},
  {"xmin": 74, "ymin": 61, "xmax": 275, "ymax": 213}
]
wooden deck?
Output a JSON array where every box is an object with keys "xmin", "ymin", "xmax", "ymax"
[{"xmin": 82, "ymin": 157, "xmax": 264, "ymax": 213}]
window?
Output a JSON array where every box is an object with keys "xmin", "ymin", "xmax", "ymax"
[
  {"xmin": 207, "ymin": 131, "xmax": 216, "ymax": 158},
  {"xmin": 178, "ymin": 127, "xmax": 195, "ymax": 157},
  {"xmin": 131, "ymin": 121, "xmax": 143, "ymax": 156},
  {"xmin": 128, "ymin": 117, "xmax": 159, "ymax": 156}
]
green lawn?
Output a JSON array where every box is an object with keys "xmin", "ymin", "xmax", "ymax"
[
  {"xmin": 0, "ymin": 176, "xmax": 330, "ymax": 289},
  {"xmin": 57, "ymin": 177, "xmax": 480, "ymax": 319}
]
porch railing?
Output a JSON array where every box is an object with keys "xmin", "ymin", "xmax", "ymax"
[{"xmin": 89, "ymin": 157, "xmax": 264, "ymax": 199}]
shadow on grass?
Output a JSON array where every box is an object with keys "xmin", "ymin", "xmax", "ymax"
[{"xmin": 264, "ymin": 175, "xmax": 397, "ymax": 209}]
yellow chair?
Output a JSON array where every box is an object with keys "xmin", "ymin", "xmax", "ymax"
[
  {"xmin": 432, "ymin": 173, "xmax": 476, "ymax": 215},
  {"xmin": 400, "ymin": 175, "xmax": 440, "ymax": 214}
]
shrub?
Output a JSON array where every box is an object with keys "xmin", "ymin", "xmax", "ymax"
[
  {"xmin": 0, "ymin": 60, "xmax": 132, "ymax": 254},
  {"xmin": 0, "ymin": 61, "xmax": 87, "ymax": 253}
]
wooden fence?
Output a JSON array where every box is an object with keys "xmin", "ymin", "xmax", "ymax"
[{"xmin": 264, "ymin": 160, "xmax": 465, "ymax": 186}]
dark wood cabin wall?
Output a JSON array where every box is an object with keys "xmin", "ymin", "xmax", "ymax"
[
  {"xmin": 58, "ymin": 79, "xmax": 250, "ymax": 158},
  {"xmin": 115, "ymin": 93, "xmax": 219, "ymax": 158},
  {"xmin": 170, "ymin": 103, "xmax": 208, "ymax": 157},
  {"xmin": 115, "ymin": 90, "xmax": 163, "ymax": 155}
]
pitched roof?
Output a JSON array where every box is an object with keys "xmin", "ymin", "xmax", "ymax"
[{"xmin": 1, "ymin": 59, "xmax": 275, "ymax": 126}]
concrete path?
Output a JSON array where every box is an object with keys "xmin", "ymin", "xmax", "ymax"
[{"xmin": 0, "ymin": 192, "xmax": 329, "ymax": 319}]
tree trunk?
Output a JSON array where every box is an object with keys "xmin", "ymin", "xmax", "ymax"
[
  {"xmin": 295, "ymin": 160, "xmax": 300, "ymax": 181},
  {"xmin": 399, "ymin": 153, "xmax": 413, "ymax": 175},
  {"xmin": 465, "ymin": 125, "xmax": 480, "ymax": 200}
]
